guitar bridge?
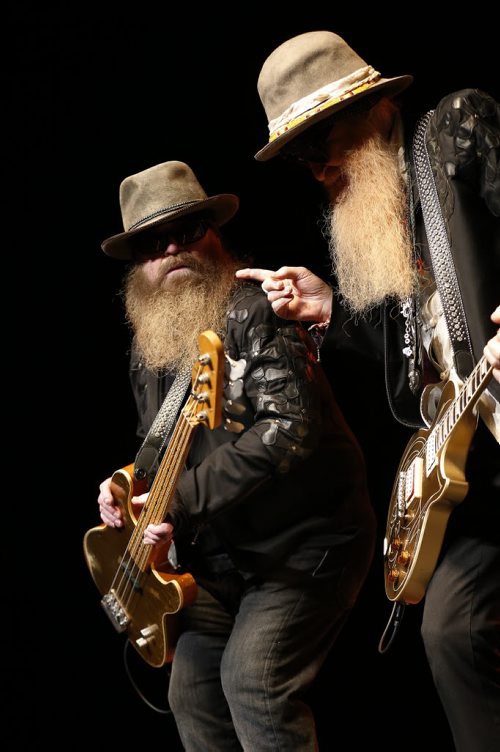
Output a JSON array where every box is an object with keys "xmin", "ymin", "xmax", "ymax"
[{"xmin": 101, "ymin": 590, "xmax": 130, "ymax": 633}]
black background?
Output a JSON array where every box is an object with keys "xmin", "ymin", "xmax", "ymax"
[{"xmin": 10, "ymin": 4, "xmax": 498, "ymax": 750}]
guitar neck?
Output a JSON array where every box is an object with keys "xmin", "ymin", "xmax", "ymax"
[
  {"xmin": 123, "ymin": 331, "xmax": 224, "ymax": 561},
  {"xmin": 129, "ymin": 402, "xmax": 198, "ymax": 549},
  {"xmin": 427, "ymin": 355, "xmax": 493, "ymax": 470},
  {"xmin": 148, "ymin": 411, "xmax": 196, "ymax": 524}
]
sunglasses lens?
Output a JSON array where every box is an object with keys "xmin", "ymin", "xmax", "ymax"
[
  {"xmin": 133, "ymin": 220, "xmax": 208, "ymax": 259},
  {"xmin": 280, "ymin": 116, "xmax": 338, "ymax": 164},
  {"xmin": 179, "ymin": 221, "xmax": 207, "ymax": 245},
  {"xmin": 281, "ymin": 139, "xmax": 327, "ymax": 164}
]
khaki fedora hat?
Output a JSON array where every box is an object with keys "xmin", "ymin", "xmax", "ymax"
[
  {"xmin": 255, "ymin": 31, "xmax": 413, "ymax": 161},
  {"xmin": 102, "ymin": 160, "xmax": 239, "ymax": 259}
]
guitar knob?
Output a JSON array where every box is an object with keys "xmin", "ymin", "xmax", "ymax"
[
  {"xmin": 390, "ymin": 538, "xmax": 402, "ymax": 554},
  {"xmin": 388, "ymin": 568, "xmax": 399, "ymax": 583},
  {"xmin": 397, "ymin": 550, "xmax": 411, "ymax": 565},
  {"xmin": 140, "ymin": 625, "xmax": 158, "ymax": 638},
  {"xmin": 136, "ymin": 624, "xmax": 158, "ymax": 648}
]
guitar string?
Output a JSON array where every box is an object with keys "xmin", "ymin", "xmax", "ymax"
[
  {"xmin": 388, "ymin": 356, "xmax": 492, "ymax": 579},
  {"xmin": 134, "ymin": 401, "xmax": 197, "ymax": 571},
  {"xmin": 112, "ymin": 365, "xmax": 204, "ymax": 612},
  {"xmin": 401, "ymin": 358, "xmax": 490, "ymax": 543},
  {"xmin": 391, "ymin": 357, "xmax": 491, "ymax": 555},
  {"xmin": 131, "ymin": 364, "xmax": 203, "ymax": 570},
  {"xmin": 113, "ymin": 401, "xmax": 194, "ymax": 613}
]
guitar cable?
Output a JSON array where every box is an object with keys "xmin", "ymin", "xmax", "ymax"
[
  {"xmin": 377, "ymin": 602, "xmax": 406, "ymax": 654},
  {"xmin": 123, "ymin": 639, "xmax": 173, "ymax": 714}
]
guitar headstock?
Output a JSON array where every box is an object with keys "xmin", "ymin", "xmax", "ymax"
[{"xmin": 184, "ymin": 330, "xmax": 224, "ymax": 430}]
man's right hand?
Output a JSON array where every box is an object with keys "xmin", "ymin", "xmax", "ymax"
[{"xmin": 235, "ymin": 266, "xmax": 333, "ymax": 323}]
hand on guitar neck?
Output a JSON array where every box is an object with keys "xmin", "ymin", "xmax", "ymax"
[
  {"xmin": 98, "ymin": 480, "xmax": 175, "ymax": 557},
  {"xmin": 484, "ymin": 305, "xmax": 500, "ymax": 383}
]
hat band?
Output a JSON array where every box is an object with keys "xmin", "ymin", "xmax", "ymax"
[
  {"xmin": 128, "ymin": 200, "xmax": 201, "ymax": 231},
  {"xmin": 268, "ymin": 66, "xmax": 380, "ymax": 142}
]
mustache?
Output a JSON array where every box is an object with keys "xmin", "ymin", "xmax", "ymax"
[{"xmin": 158, "ymin": 252, "xmax": 201, "ymax": 274}]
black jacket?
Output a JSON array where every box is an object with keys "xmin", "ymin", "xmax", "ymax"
[
  {"xmin": 322, "ymin": 90, "xmax": 499, "ymax": 515},
  {"xmin": 325, "ymin": 89, "xmax": 500, "ymax": 431},
  {"xmin": 389, "ymin": 87, "xmax": 500, "ymax": 425},
  {"xmin": 130, "ymin": 283, "xmax": 374, "ymax": 579}
]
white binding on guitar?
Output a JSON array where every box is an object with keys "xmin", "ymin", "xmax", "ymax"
[
  {"xmin": 384, "ymin": 354, "xmax": 494, "ymax": 604},
  {"xmin": 83, "ymin": 330, "xmax": 224, "ymax": 666}
]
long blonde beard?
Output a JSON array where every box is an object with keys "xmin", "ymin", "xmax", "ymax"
[
  {"xmin": 124, "ymin": 255, "xmax": 240, "ymax": 373},
  {"xmin": 325, "ymin": 133, "xmax": 416, "ymax": 317}
]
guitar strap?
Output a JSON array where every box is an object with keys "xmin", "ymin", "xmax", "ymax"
[
  {"xmin": 412, "ymin": 111, "xmax": 474, "ymax": 380},
  {"xmin": 134, "ymin": 367, "xmax": 192, "ymax": 482}
]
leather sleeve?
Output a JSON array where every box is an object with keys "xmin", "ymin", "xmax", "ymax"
[
  {"xmin": 175, "ymin": 284, "xmax": 326, "ymax": 524},
  {"xmin": 427, "ymin": 88, "xmax": 500, "ymax": 217},
  {"xmin": 426, "ymin": 89, "xmax": 500, "ymax": 401}
]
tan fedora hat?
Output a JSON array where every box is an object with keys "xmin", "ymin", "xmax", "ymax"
[
  {"xmin": 255, "ymin": 31, "xmax": 413, "ymax": 161},
  {"xmin": 102, "ymin": 161, "xmax": 239, "ymax": 259}
]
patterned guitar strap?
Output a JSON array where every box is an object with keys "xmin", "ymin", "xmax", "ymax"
[
  {"xmin": 412, "ymin": 110, "xmax": 474, "ymax": 380},
  {"xmin": 133, "ymin": 368, "xmax": 192, "ymax": 483}
]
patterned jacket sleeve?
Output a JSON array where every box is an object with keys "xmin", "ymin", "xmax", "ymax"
[
  {"xmin": 173, "ymin": 284, "xmax": 327, "ymax": 526},
  {"xmin": 425, "ymin": 88, "xmax": 500, "ymax": 403},
  {"xmin": 426, "ymin": 88, "xmax": 500, "ymax": 217}
]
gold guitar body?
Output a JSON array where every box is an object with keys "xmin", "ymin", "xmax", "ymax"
[
  {"xmin": 84, "ymin": 330, "xmax": 223, "ymax": 667},
  {"xmin": 384, "ymin": 378, "xmax": 480, "ymax": 605},
  {"xmin": 84, "ymin": 465, "xmax": 197, "ymax": 667}
]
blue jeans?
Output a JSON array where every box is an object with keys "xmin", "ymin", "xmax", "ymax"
[
  {"xmin": 421, "ymin": 526, "xmax": 500, "ymax": 751},
  {"xmin": 168, "ymin": 540, "xmax": 373, "ymax": 751}
]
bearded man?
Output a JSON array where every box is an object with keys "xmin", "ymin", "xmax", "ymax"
[
  {"xmin": 237, "ymin": 31, "xmax": 500, "ymax": 752},
  {"xmin": 96, "ymin": 160, "xmax": 376, "ymax": 751}
]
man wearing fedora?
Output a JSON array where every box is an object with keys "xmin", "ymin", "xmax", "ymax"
[
  {"xmin": 237, "ymin": 31, "xmax": 500, "ymax": 752},
  {"xmin": 96, "ymin": 160, "xmax": 376, "ymax": 750}
]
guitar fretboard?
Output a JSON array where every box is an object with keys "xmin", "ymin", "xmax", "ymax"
[{"xmin": 426, "ymin": 355, "xmax": 493, "ymax": 473}]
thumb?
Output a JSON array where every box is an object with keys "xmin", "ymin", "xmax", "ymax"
[{"xmin": 132, "ymin": 491, "xmax": 150, "ymax": 505}]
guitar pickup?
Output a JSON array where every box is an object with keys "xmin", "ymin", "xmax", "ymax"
[
  {"xmin": 426, "ymin": 432, "xmax": 437, "ymax": 474},
  {"xmin": 404, "ymin": 457, "xmax": 423, "ymax": 506}
]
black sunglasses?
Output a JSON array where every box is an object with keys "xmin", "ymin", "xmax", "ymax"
[
  {"xmin": 280, "ymin": 95, "xmax": 381, "ymax": 165},
  {"xmin": 280, "ymin": 120, "xmax": 334, "ymax": 165},
  {"xmin": 280, "ymin": 139, "xmax": 329, "ymax": 165},
  {"xmin": 132, "ymin": 219, "xmax": 209, "ymax": 260}
]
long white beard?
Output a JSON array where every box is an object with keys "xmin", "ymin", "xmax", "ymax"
[
  {"xmin": 325, "ymin": 133, "xmax": 416, "ymax": 317},
  {"xmin": 124, "ymin": 255, "xmax": 239, "ymax": 373}
]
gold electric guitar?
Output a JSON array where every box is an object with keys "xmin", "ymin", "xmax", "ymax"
[
  {"xmin": 384, "ymin": 354, "xmax": 494, "ymax": 605},
  {"xmin": 83, "ymin": 330, "xmax": 224, "ymax": 667}
]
